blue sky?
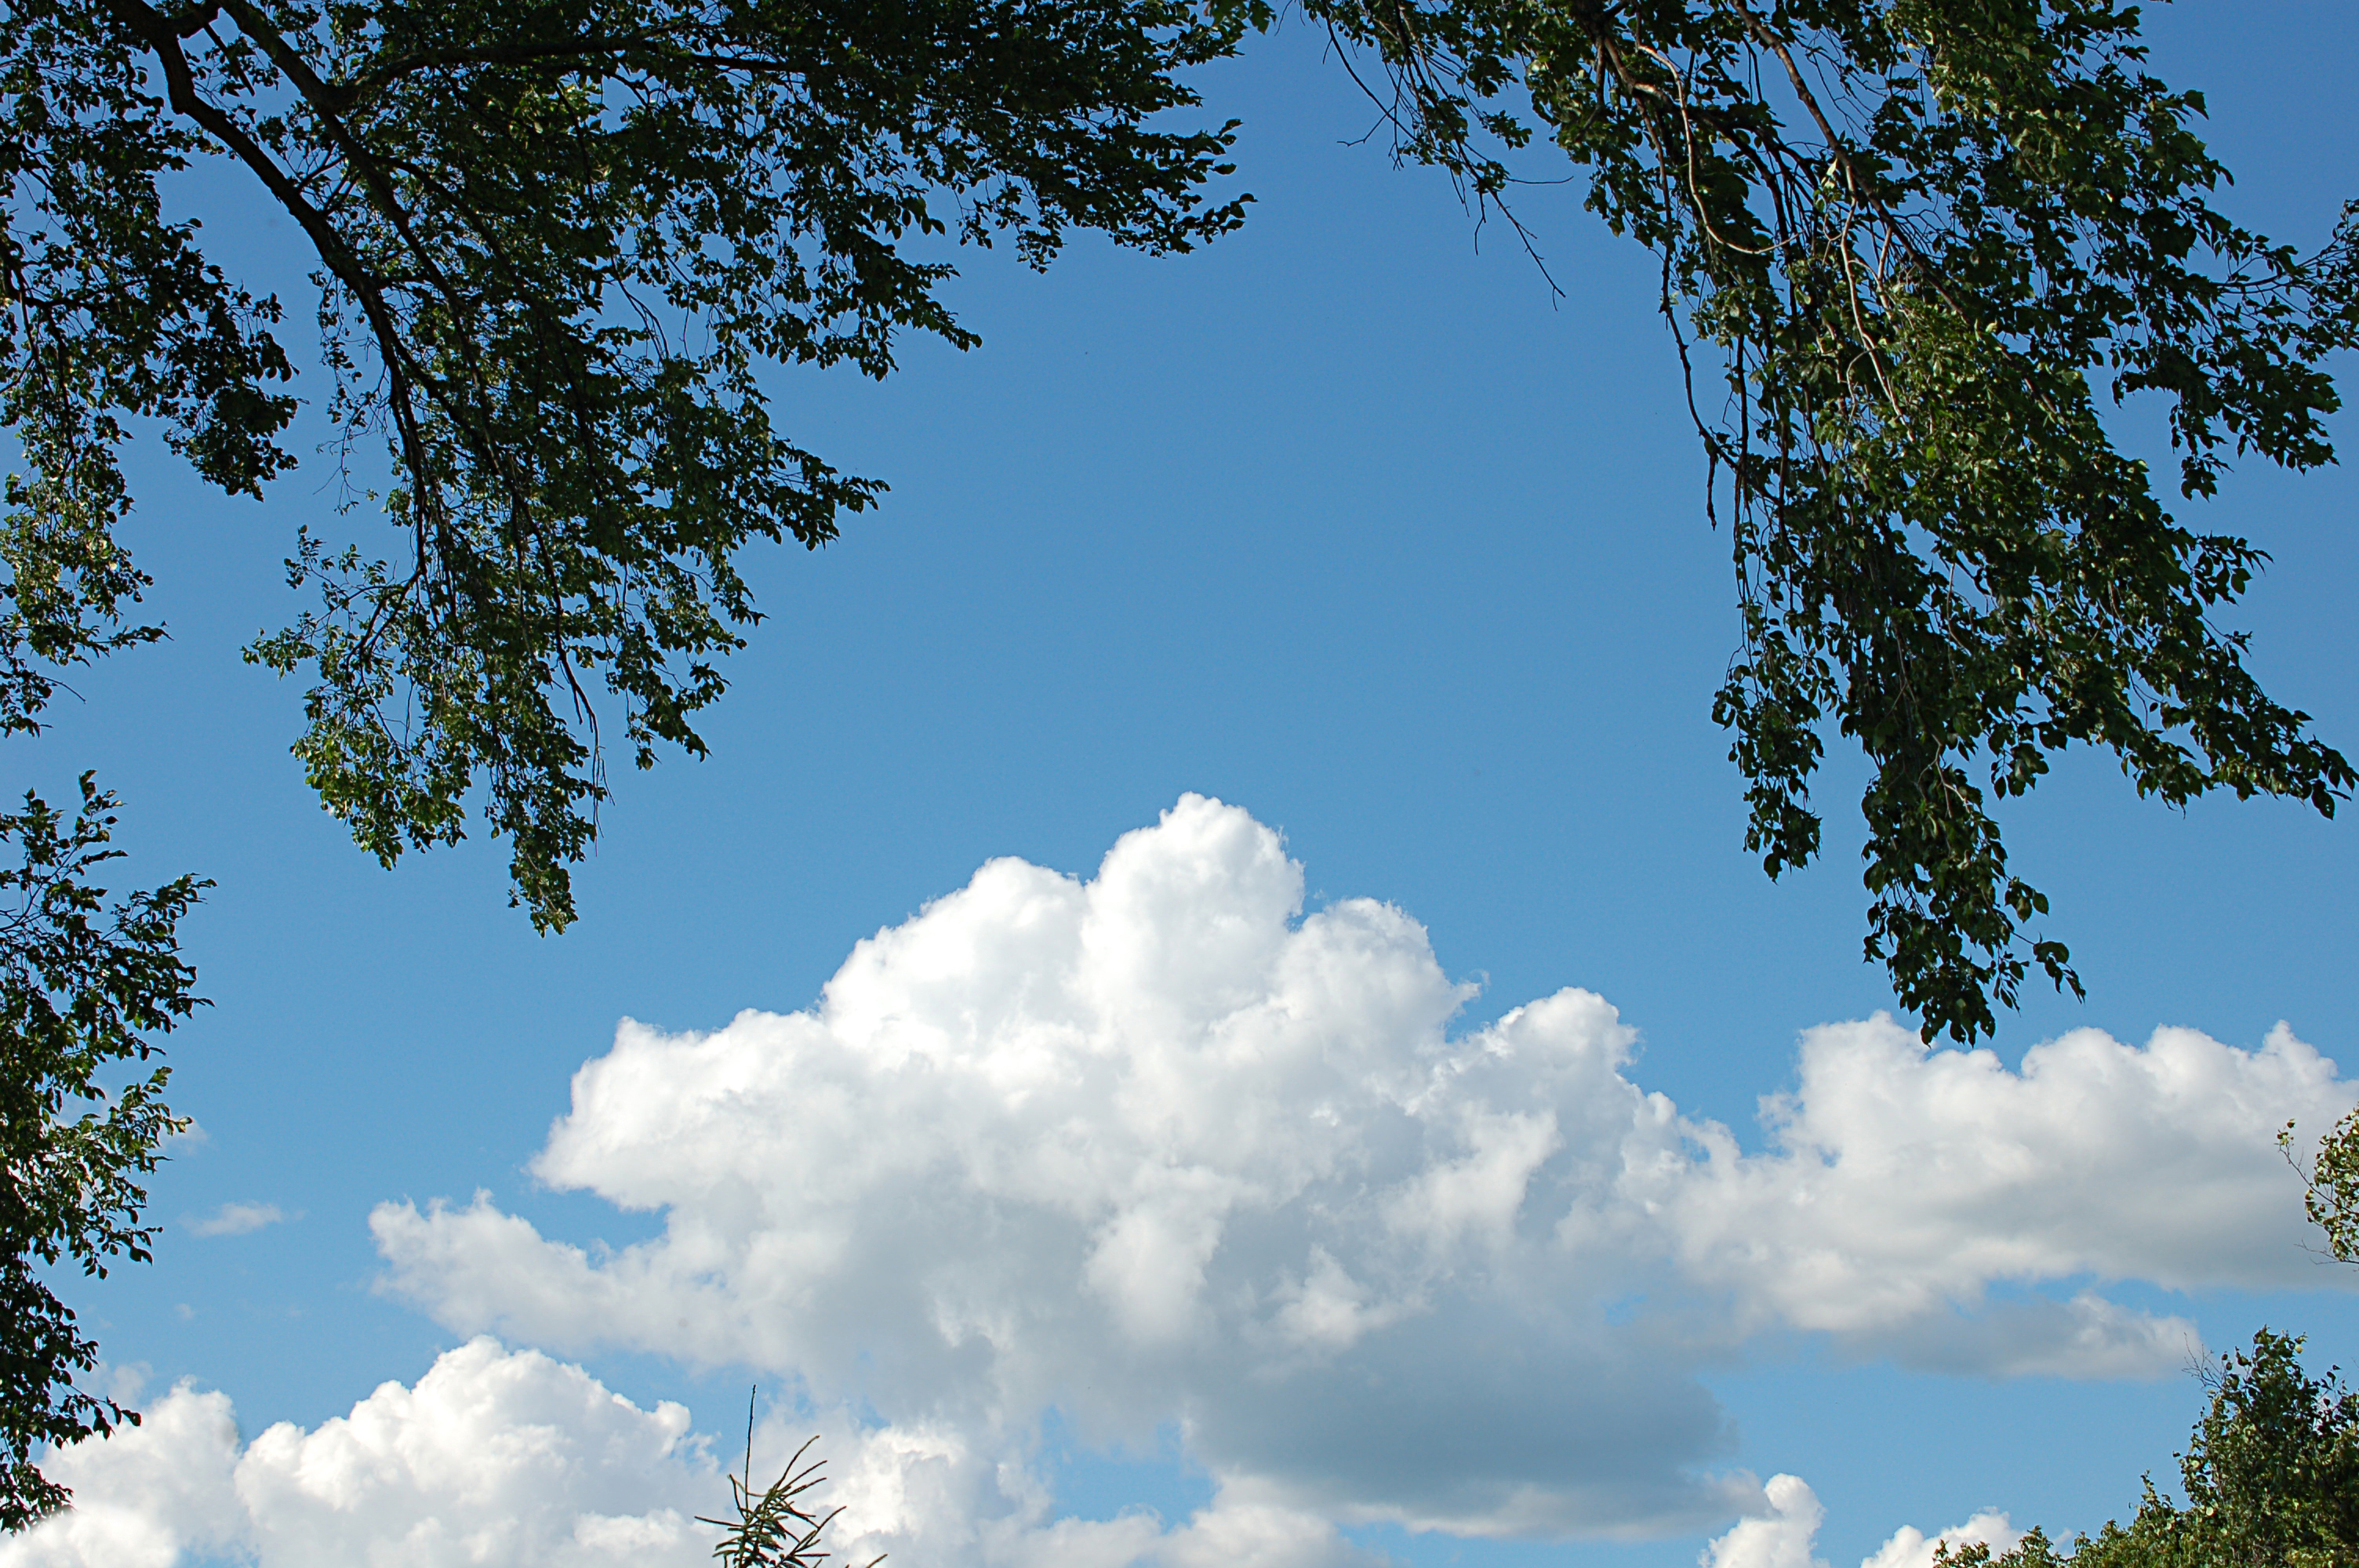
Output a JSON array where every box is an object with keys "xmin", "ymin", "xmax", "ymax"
[{"xmin": 9, "ymin": 6, "xmax": 2358, "ymax": 1568}]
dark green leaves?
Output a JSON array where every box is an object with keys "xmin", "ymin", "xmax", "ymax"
[
  {"xmin": 0, "ymin": 776, "xmax": 202, "ymax": 1530},
  {"xmin": 34, "ymin": 0, "xmax": 1251, "ymax": 930},
  {"xmin": 1303, "ymin": 0, "xmax": 2356, "ymax": 1040}
]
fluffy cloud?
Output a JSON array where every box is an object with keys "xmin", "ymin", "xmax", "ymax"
[
  {"xmin": 1703, "ymin": 1477, "xmax": 2019, "ymax": 1568},
  {"xmin": 1, "ymin": 1341, "xmax": 1381, "ymax": 1568},
  {"xmin": 809, "ymin": 1425, "xmax": 1382, "ymax": 1568},
  {"xmin": 0, "ymin": 1341, "xmax": 716, "ymax": 1568},
  {"xmin": 362, "ymin": 796, "xmax": 2351, "ymax": 1545},
  {"xmin": 1654, "ymin": 1017, "xmax": 2344, "ymax": 1336}
]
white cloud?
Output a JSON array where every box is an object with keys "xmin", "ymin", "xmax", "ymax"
[
  {"xmin": 807, "ymin": 1419, "xmax": 1387, "ymax": 1568},
  {"xmin": 10, "ymin": 1341, "xmax": 2042, "ymax": 1568},
  {"xmin": 1701, "ymin": 1475, "xmax": 2019, "ymax": 1568},
  {"xmin": 2, "ymin": 1339, "xmax": 1395, "ymax": 1568},
  {"xmin": 187, "ymin": 1203, "xmax": 288, "ymax": 1238},
  {"xmin": 365, "ymin": 795, "xmax": 2351, "ymax": 1544},
  {"xmin": 1648, "ymin": 1016, "xmax": 2346, "ymax": 1338},
  {"xmin": 1703, "ymin": 1475, "xmax": 1826, "ymax": 1568},
  {"xmin": 1859, "ymin": 1510, "xmax": 2022, "ymax": 1568},
  {"xmin": 0, "ymin": 1340, "xmax": 718, "ymax": 1568},
  {"xmin": 8, "ymin": 1351, "xmax": 2040, "ymax": 1568}
]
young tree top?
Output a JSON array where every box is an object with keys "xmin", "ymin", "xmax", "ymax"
[{"xmin": 1936, "ymin": 1329, "xmax": 2359, "ymax": 1568}]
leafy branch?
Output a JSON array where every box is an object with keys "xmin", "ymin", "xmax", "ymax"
[{"xmin": 1297, "ymin": 0, "xmax": 2358, "ymax": 1040}]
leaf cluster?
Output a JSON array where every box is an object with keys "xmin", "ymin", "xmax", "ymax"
[
  {"xmin": 1298, "ymin": 0, "xmax": 2357, "ymax": 1040},
  {"xmin": 0, "ymin": 774, "xmax": 203, "ymax": 1531}
]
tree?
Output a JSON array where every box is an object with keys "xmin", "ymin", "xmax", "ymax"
[
  {"xmin": 1939, "ymin": 1330, "xmax": 2359, "ymax": 1568},
  {"xmin": 31, "ymin": 3, "xmax": 2343, "ymax": 1046},
  {"xmin": 0, "ymin": 777, "xmax": 203, "ymax": 1531},
  {"xmin": 2, "ymin": 0, "xmax": 1248, "ymax": 1526},
  {"xmin": 1295, "ymin": 0, "xmax": 2358, "ymax": 1042}
]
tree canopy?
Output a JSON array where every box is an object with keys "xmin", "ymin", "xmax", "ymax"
[
  {"xmin": 5, "ymin": 0, "xmax": 2349, "ymax": 1023},
  {"xmin": 13, "ymin": 0, "xmax": 1248, "ymax": 932}
]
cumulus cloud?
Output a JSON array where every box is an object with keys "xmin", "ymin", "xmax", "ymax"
[
  {"xmin": 811, "ymin": 1423, "xmax": 1384, "ymax": 1568},
  {"xmin": 1859, "ymin": 1510, "xmax": 2023, "ymax": 1568},
  {"xmin": 0, "ymin": 1340, "xmax": 718, "ymax": 1568},
  {"xmin": 1701, "ymin": 1475, "xmax": 2019, "ymax": 1568},
  {"xmin": 1652, "ymin": 1016, "xmax": 2346, "ymax": 1338},
  {"xmin": 358, "ymin": 796, "xmax": 2350, "ymax": 1546},
  {"xmin": 1702, "ymin": 1475, "xmax": 1828, "ymax": 1568},
  {"xmin": 186, "ymin": 1202, "xmax": 288, "ymax": 1238},
  {"xmin": 1, "ymin": 1340, "xmax": 1384, "ymax": 1568}
]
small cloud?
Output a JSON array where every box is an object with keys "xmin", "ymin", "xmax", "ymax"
[
  {"xmin": 188, "ymin": 1202, "xmax": 289, "ymax": 1238},
  {"xmin": 174, "ymin": 1304, "xmax": 195, "ymax": 1321}
]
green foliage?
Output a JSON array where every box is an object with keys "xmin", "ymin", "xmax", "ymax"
[
  {"xmin": 1, "ymin": 0, "xmax": 294, "ymax": 739},
  {"xmin": 9, "ymin": 0, "xmax": 1249, "ymax": 930},
  {"xmin": 2171, "ymin": 1330, "xmax": 2359, "ymax": 1568},
  {"xmin": 2080, "ymin": 1330, "xmax": 2359, "ymax": 1568},
  {"xmin": 9, "ymin": 0, "xmax": 2351, "ymax": 1026},
  {"xmin": 701, "ymin": 1432, "xmax": 881, "ymax": 1568},
  {"xmin": 0, "ymin": 775, "xmax": 203, "ymax": 1531},
  {"xmin": 1299, "ymin": 0, "xmax": 2358, "ymax": 1040}
]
